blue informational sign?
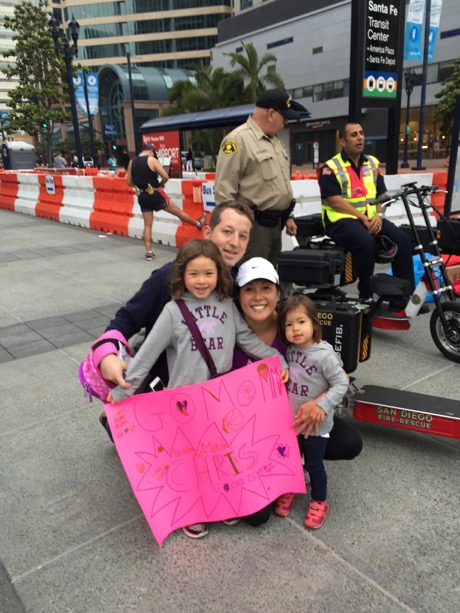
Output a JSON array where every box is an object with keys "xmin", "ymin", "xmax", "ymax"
[
  {"xmin": 73, "ymin": 71, "xmax": 99, "ymax": 115},
  {"xmin": 404, "ymin": 0, "xmax": 425, "ymax": 61},
  {"xmin": 105, "ymin": 124, "xmax": 116, "ymax": 137}
]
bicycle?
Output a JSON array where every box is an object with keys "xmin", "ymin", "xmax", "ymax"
[{"xmin": 369, "ymin": 181, "xmax": 460, "ymax": 363}]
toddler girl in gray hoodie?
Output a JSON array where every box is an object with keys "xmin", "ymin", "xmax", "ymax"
[{"xmin": 275, "ymin": 294, "xmax": 349, "ymax": 530}]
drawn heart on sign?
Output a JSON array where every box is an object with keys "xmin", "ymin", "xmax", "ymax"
[{"xmin": 176, "ymin": 400, "xmax": 189, "ymax": 416}]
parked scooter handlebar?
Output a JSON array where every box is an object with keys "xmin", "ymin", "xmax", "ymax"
[{"xmin": 379, "ymin": 183, "xmax": 442, "ymax": 211}]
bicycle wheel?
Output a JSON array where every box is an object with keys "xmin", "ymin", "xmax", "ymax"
[{"xmin": 430, "ymin": 301, "xmax": 460, "ymax": 363}]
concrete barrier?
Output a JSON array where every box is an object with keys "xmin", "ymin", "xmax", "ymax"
[{"xmin": 0, "ymin": 169, "xmax": 440, "ymax": 248}]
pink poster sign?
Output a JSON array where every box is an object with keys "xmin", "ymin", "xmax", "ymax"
[{"xmin": 105, "ymin": 357, "xmax": 306, "ymax": 546}]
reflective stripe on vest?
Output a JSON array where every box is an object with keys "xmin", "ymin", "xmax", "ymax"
[{"xmin": 321, "ymin": 154, "xmax": 379, "ymax": 223}]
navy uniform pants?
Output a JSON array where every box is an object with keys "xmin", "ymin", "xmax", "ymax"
[{"xmin": 325, "ymin": 217, "xmax": 415, "ymax": 301}]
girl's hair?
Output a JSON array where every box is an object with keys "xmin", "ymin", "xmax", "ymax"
[
  {"xmin": 278, "ymin": 294, "xmax": 322, "ymax": 346},
  {"xmin": 169, "ymin": 239, "xmax": 232, "ymax": 300}
]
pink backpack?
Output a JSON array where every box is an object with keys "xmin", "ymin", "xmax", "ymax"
[{"xmin": 79, "ymin": 332, "xmax": 133, "ymax": 403}]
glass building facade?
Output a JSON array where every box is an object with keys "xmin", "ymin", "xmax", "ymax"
[
  {"xmin": 0, "ymin": 1, "xmax": 19, "ymax": 126},
  {"xmin": 57, "ymin": 0, "xmax": 232, "ymax": 70}
]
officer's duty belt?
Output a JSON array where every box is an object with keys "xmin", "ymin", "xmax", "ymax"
[{"xmin": 253, "ymin": 208, "xmax": 283, "ymax": 228}]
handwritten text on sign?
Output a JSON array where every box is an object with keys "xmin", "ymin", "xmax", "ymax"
[{"xmin": 106, "ymin": 358, "xmax": 305, "ymax": 546}]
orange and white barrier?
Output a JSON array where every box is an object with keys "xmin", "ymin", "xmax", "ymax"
[
  {"xmin": 0, "ymin": 169, "xmax": 443, "ymax": 248},
  {"xmin": 0, "ymin": 170, "xmax": 207, "ymax": 248}
]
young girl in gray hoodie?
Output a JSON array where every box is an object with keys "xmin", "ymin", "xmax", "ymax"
[{"xmin": 275, "ymin": 294, "xmax": 349, "ymax": 530}]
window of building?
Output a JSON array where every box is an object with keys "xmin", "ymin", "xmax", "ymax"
[
  {"xmin": 427, "ymin": 63, "xmax": 439, "ymax": 84},
  {"xmin": 313, "ymin": 83, "xmax": 324, "ymax": 102},
  {"xmin": 323, "ymin": 82, "xmax": 334, "ymax": 100},
  {"xmin": 267, "ymin": 37, "xmax": 293, "ymax": 50},
  {"xmin": 65, "ymin": 0, "xmax": 231, "ymax": 21},
  {"xmin": 439, "ymin": 60, "xmax": 454, "ymax": 82},
  {"xmin": 312, "ymin": 46, "xmax": 323, "ymax": 54}
]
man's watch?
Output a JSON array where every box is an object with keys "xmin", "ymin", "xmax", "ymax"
[
  {"xmin": 377, "ymin": 212, "xmax": 385, "ymax": 219},
  {"xmin": 289, "ymin": 212, "xmax": 295, "ymax": 220}
]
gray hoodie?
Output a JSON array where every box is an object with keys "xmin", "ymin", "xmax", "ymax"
[
  {"xmin": 111, "ymin": 291, "xmax": 287, "ymax": 402},
  {"xmin": 285, "ymin": 340, "xmax": 349, "ymax": 436}
]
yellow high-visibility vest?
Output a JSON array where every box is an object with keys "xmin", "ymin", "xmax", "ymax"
[{"xmin": 321, "ymin": 153, "xmax": 379, "ymax": 223}]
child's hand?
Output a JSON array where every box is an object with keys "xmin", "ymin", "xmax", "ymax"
[
  {"xmin": 280, "ymin": 368, "xmax": 289, "ymax": 383},
  {"xmin": 100, "ymin": 354, "xmax": 132, "ymax": 388}
]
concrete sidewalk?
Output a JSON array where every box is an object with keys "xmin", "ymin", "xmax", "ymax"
[{"xmin": 1, "ymin": 208, "xmax": 459, "ymax": 613}]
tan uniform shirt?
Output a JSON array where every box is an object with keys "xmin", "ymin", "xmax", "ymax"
[{"xmin": 214, "ymin": 116, "xmax": 293, "ymax": 212}]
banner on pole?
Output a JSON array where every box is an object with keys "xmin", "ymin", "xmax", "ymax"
[
  {"xmin": 404, "ymin": 0, "xmax": 425, "ymax": 61},
  {"xmin": 105, "ymin": 358, "xmax": 306, "ymax": 546},
  {"xmin": 428, "ymin": 0, "xmax": 443, "ymax": 63},
  {"xmin": 73, "ymin": 71, "xmax": 99, "ymax": 115}
]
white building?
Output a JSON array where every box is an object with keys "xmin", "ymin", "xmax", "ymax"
[{"xmin": 212, "ymin": 0, "xmax": 460, "ymax": 165}]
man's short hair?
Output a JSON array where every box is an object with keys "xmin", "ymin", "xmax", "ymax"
[
  {"xmin": 209, "ymin": 201, "xmax": 254, "ymax": 230},
  {"xmin": 339, "ymin": 122, "xmax": 361, "ymax": 140}
]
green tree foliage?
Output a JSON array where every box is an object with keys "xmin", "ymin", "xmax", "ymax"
[
  {"xmin": 165, "ymin": 64, "xmax": 247, "ymax": 114},
  {"xmin": 57, "ymin": 136, "xmax": 104, "ymax": 158},
  {"xmin": 434, "ymin": 59, "xmax": 460, "ymax": 134},
  {"xmin": 2, "ymin": 0, "xmax": 70, "ymax": 165},
  {"xmin": 225, "ymin": 41, "xmax": 285, "ymax": 102},
  {"xmin": 163, "ymin": 64, "xmax": 247, "ymax": 162}
]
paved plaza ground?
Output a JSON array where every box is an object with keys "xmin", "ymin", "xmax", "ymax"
[{"xmin": 0, "ymin": 205, "xmax": 459, "ymax": 613}]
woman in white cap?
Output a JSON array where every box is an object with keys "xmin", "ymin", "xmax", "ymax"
[{"xmin": 233, "ymin": 257, "xmax": 363, "ymax": 526}]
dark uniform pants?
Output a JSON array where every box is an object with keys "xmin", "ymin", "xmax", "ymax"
[
  {"xmin": 242, "ymin": 222, "xmax": 282, "ymax": 267},
  {"xmin": 325, "ymin": 217, "xmax": 415, "ymax": 300}
]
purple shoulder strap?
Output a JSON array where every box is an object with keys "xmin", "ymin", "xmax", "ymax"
[{"xmin": 176, "ymin": 299, "xmax": 217, "ymax": 378}]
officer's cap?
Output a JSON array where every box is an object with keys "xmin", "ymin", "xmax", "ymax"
[{"xmin": 255, "ymin": 89, "xmax": 310, "ymax": 120}]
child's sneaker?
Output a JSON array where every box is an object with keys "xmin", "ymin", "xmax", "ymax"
[
  {"xmin": 304, "ymin": 500, "xmax": 329, "ymax": 529},
  {"xmin": 274, "ymin": 493, "xmax": 296, "ymax": 517},
  {"xmin": 182, "ymin": 523, "xmax": 208, "ymax": 539}
]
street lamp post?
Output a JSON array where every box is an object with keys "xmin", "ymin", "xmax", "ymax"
[
  {"xmin": 127, "ymin": 52, "xmax": 140, "ymax": 154},
  {"xmin": 49, "ymin": 15, "xmax": 84, "ymax": 169},
  {"xmin": 413, "ymin": 0, "xmax": 431, "ymax": 171},
  {"xmin": 401, "ymin": 69, "xmax": 415, "ymax": 169}
]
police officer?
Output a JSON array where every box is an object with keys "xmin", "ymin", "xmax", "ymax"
[
  {"xmin": 319, "ymin": 122, "xmax": 415, "ymax": 309},
  {"xmin": 214, "ymin": 89, "xmax": 309, "ymax": 267}
]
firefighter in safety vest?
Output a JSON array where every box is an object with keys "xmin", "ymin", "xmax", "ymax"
[{"xmin": 319, "ymin": 122, "xmax": 415, "ymax": 310}]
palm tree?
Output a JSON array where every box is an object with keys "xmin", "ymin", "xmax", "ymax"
[
  {"xmin": 162, "ymin": 64, "xmax": 247, "ymax": 162},
  {"xmin": 165, "ymin": 64, "xmax": 246, "ymax": 115},
  {"xmin": 225, "ymin": 41, "xmax": 286, "ymax": 102}
]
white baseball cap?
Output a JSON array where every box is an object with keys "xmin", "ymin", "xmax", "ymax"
[{"xmin": 236, "ymin": 257, "xmax": 279, "ymax": 287}]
